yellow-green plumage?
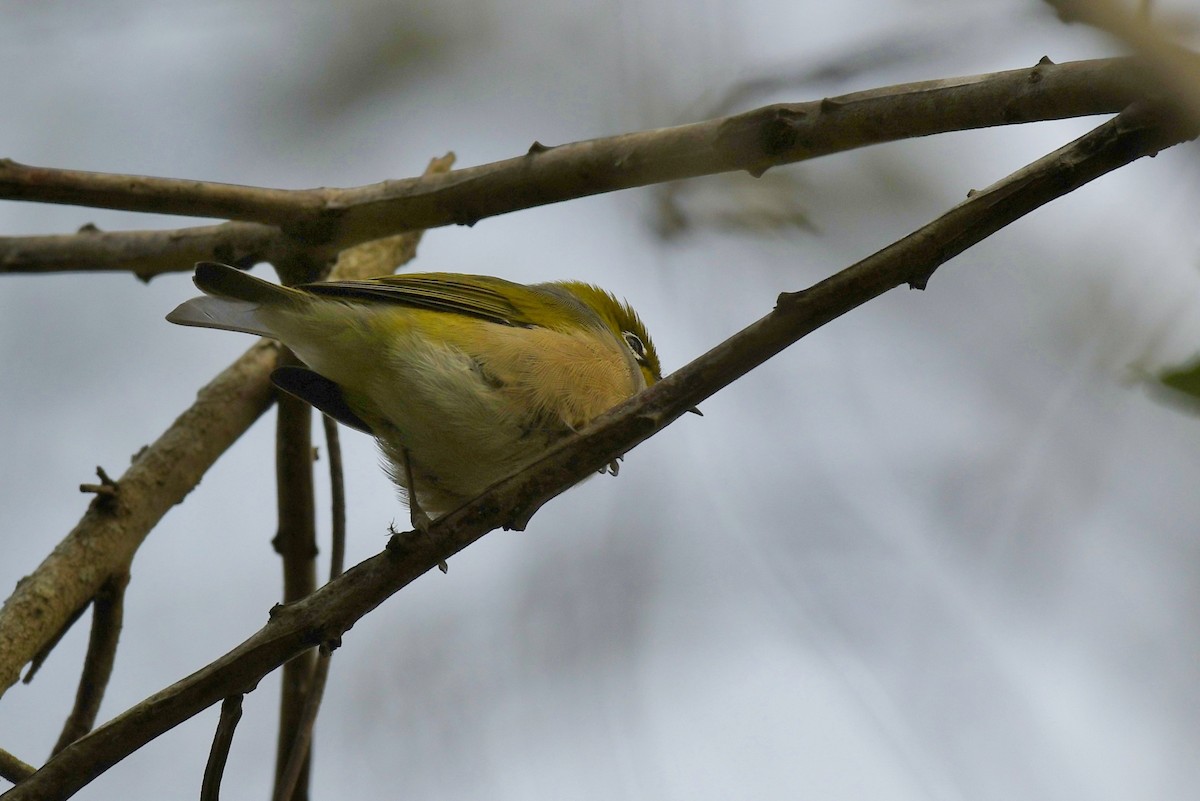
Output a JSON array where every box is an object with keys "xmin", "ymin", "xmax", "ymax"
[{"xmin": 168, "ymin": 262, "xmax": 661, "ymax": 518}]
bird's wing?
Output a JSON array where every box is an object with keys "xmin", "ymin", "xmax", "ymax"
[{"xmin": 302, "ymin": 274, "xmax": 543, "ymax": 328}]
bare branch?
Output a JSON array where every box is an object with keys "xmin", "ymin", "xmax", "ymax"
[
  {"xmin": 322, "ymin": 418, "xmax": 347, "ymax": 582},
  {"xmin": 270, "ymin": 368, "xmax": 318, "ymax": 801},
  {"xmin": 273, "ymin": 417, "xmax": 347, "ymax": 801},
  {"xmin": 0, "ymin": 749, "xmax": 35, "ymax": 786},
  {"xmin": 328, "ymin": 153, "xmax": 457, "ymax": 281},
  {"xmin": 50, "ymin": 573, "xmax": 129, "ymax": 755},
  {"xmin": 199, "ymin": 695, "xmax": 244, "ymax": 801},
  {"xmin": 0, "ymin": 340, "xmax": 280, "ymax": 698},
  {"xmin": 0, "ymin": 59, "xmax": 1152, "ymax": 276},
  {"xmin": 7, "ymin": 99, "xmax": 1191, "ymax": 801},
  {"xmin": 273, "ymin": 643, "xmax": 333, "ymax": 801},
  {"xmin": 0, "ymin": 222, "xmax": 278, "ymax": 280},
  {"xmin": 0, "ymin": 159, "xmax": 322, "ymax": 225}
]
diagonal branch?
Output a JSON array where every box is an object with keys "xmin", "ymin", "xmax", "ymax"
[
  {"xmin": 50, "ymin": 573, "xmax": 129, "ymax": 755},
  {"xmin": 7, "ymin": 99, "xmax": 1192, "ymax": 801},
  {"xmin": 0, "ymin": 341, "xmax": 280, "ymax": 698},
  {"xmin": 0, "ymin": 58, "xmax": 1155, "ymax": 276}
]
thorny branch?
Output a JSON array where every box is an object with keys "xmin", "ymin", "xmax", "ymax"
[
  {"xmin": 0, "ymin": 58, "xmax": 1155, "ymax": 277},
  {"xmin": 5, "ymin": 98, "xmax": 1193, "ymax": 801}
]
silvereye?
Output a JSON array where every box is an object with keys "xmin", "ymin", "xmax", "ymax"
[{"xmin": 167, "ymin": 261, "xmax": 662, "ymax": 522}]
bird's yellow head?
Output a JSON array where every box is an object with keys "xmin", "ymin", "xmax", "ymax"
[{"xmin": 552, "ymin": 281, "xmax": 662, "ymax": 390}]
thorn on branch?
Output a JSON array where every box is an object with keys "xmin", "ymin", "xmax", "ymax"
[
  {"xmin": 527, "ymin": 141, "xmax": 552, "ymax": 154},
  {"xmin": 773, "ymin": 288, "xmax": 809, "ymax": 311},
  {"xmin": 1038, "ymin": 55, "xmax": 1056, "ymax": 66},
  {"xmin": 908, "ymin": 269, "xmax": 936, "ymax": 291}
]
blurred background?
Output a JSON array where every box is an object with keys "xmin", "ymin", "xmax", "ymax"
[{"xmin": 3, "ymin": 1, "xmax": 1200, "ymax": 799}]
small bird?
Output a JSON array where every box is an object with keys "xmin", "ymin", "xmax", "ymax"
[{"xmin": 167, "ymin": 261, "xmax": 664, "ymax": 525}]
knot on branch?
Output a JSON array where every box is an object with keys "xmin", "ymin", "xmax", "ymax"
[{"xmin": 716, "ymin": 104, "xmax": 811, "ymax": 178}]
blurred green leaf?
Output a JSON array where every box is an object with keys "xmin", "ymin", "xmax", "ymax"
[{"xmin": 1155, "ymin": 355, "xmax": 1200, "ymax": 406}]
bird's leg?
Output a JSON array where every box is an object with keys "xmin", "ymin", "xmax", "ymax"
[{"xmin": 401, "ymin": 447, "xmax": 447, "ymax": 573}]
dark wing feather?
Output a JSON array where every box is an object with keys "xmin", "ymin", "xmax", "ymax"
[
  {"xmin": 301, "ymin": 274, "xmax": 538, "ymax": 327},
  {"xmin": 271, "ymin": 366, "xmax": 374, "ymax": 434}
]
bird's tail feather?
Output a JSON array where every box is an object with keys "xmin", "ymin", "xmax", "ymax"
[
  {"xmin": 166, "ymin": 295, "xmax": 273, "ymax": 336},
  {"xmin": 166, "ymin": 262, "xmax": 303, "ymax": 336},
  {"xmin": 192, "ymin": 261, "xmax": 301, "ymax": 304}
]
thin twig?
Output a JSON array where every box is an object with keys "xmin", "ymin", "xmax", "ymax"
[
  {"xmin": 199, "ymin": 695, "xmax": 244, "ymax": 801},
  {"xmin": 0, "ymin": 59, "xmax": 1155, "ymax": 276},
  {"xmin": 77, "ymin": 466, "xmax": 118, "ymax": 501},
  {"xmin": 10, "ymin": 101, "xmax": 1193, "ymax": 801},
  {"xmin": 51, "ymin": 573, "xmax": 129, "ymax": 755},
  {"xmin": 322, "ymin": 417, "xmax": 347, "ymax": 581}
]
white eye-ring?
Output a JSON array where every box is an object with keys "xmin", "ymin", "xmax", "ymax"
[{"xmin": 623, "ymin": 331, "xmax": 646, "ymax": 361}]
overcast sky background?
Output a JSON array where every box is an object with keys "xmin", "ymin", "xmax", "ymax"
[{"xmin": 3, "ymin": 1, "xmax": 1200, "ymax": 799}]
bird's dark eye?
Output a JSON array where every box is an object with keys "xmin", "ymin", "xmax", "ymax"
[{"xmin": 623, "ymin": 331, "xmax": 646, "ymax": 361}]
